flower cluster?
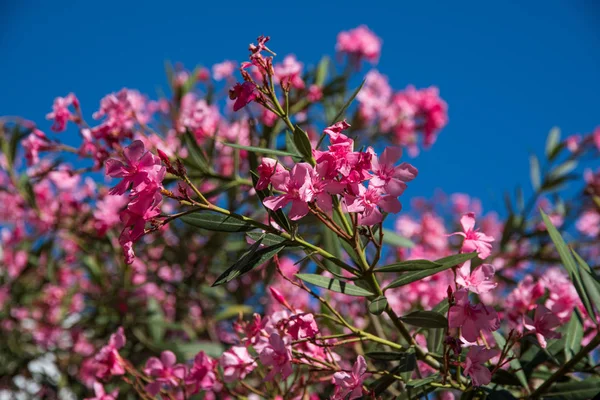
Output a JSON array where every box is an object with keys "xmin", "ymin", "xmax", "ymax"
[{"xmin": 260, "ymin": 120, "xmax": 418, "ymax": 225}]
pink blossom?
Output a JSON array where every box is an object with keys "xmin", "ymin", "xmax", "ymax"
[
  {"xmin": 94, "ymin": 327, "xmax": 126, "ymax": 379},
  {"xmin": 463, "ymin": 346, "xmax": 499, "ymax": 386},
  {"xmin": 46, "ymin": 93, "xmax": 78, "ymax": 132},
  {"xmin": 370, "ymin": 146, "xmax": 418, "ymax": 196},
  {"xmin": 594, "ymin": 126, "xmax": 600, "ymax": 151},
  {"xmin": 84, "ymin": 382, "xmax": 119, "ymax": 400},
  {"xmin": 229, "ymin": 82, "xmax": 258, "ymax": 111},
  {"xmin": 220, "ymin": 346, "xmax": 257, "ymax": 382},
  {"xmin": 259, "ymin": 333, "xmax": 293, "ymax": 380},
  {"xmin": 287, "ymin": 313, "xmax": 319, "ymax": 340},
  {"xmin": 274, "ymin": 55, "xmax": 305, "ymax": 89},
  {"xmin": 256, "ymin": 157, "xmax": 285, "ymax": 190},
  {"xmin": 336, "ymin": 25, "xmax": 382, "ymax": 65},
  {"xmin": 178, "ymin": 93, "xmax": 220, "ymax": 140},
  {"xmin": 263, "ymin": 163, "xmax": 314, "ymax": 220},
  {"xmin": 92, "ymin": 89, "xmax": 151, "ymax": 144},
  {"xmin": 452, "ymin": 213, "xmax": 495, "ymax": 259},
  {"xmin": 523, "ymin": 305, "xmax": 562, "ymax": 348},
  {"xmin": 212, "ymin": 60, "xmax": 236, "ymax": 81},
  {"xmin": 307, "ymin": 85, "xmax": 323, "ymax": 102},
  {"xmin": 105, "ymin": 140, "xmax": 164, "ymax": 196},
  {"xmin": 22, "ymin": 130, "xmax": 53, "ymax": 166},
  {"xmin": 332, "ymin": 355, "xmax": 369, "ymax": 400},
  {"xmin": 185, "ymin": 352, "xmax": 217, "ymax": 394},
  {"xmin": 357, "ymin": 70, "xmax": 391, "ymax": 121},
  {"xmin": 344, "ymin": 183, "xmax": 401, "ymax": 225},
  {"xmin": 144, "ymin": 351, "xmax": 187, "ymax": 395},
  {"xmin": 456, "ymin": 260, "xmax": 497, "ymax": 294},
  {"xmin": 576, "ymin": 210, "xmax": 600, "ymax": 237},
  {"xmin": 448, "ymin": 289, "xmax": 499, "ymax": 343},
  {"xmin": 565, "ymin": 134, "xmax": 581, "ymax": 152}
]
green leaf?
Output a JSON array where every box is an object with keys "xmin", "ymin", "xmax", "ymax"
[
  {"xmin": 315, "ymin": 55, "xmax": 330, "ymax": 87},
  {"xmin": 246, "ymin": 232, "xmax": 288, "ymax": 247},
  {"xmin": 564, "ymin": 308, "xmax": 583, "ymax": 361},
  {"xmin": 549, "ymin": 160, "xmax": 577, "ymax": 181},
  {"xmin": 376, "ymin": 259, "xmax": 442, "ymax": 273},
  {"xmin": 292, "ymin": 125, "xmax": 314, "ymax": 162},
  {"xmin": 285, "ymin": 131, "xmax": 303, "ymax": 162},
  {"xmin": 572, "ymin": 250, "xmax": 600, "ymax": 322},
  {"xmin": 147, "ymin": 298, "xmax": 166, "ymax": 343},
  {"xmin": 214, "ymin": 305, "xmax": 253, "ymax": 322},
  {"xmin": 541, "ymin": 210, "xmax": 596, "ymax": 321},
  {"xmin": 295, "ymin": 274, "xmax": 375, "ymax": 297},
  {"xmin": 529, "ymin": 154, "xmax": 541, "ymax": 191},
  {"xmin": 545, "ymin": 127, "xmax": 561, "ymax": 160},
  {"xmin": 321, "ymin": 227, "xmax": 342, "ymax": 276},
  {"xmin": 492, "ymin": 331, "xmax": 529, "ymax": 392},
  {"xmin": 213, "ymin": 240, "xmax": 286, "ymax": 286},
  {"xmin": 406, "ymin": 373, "xmax": 440, "ymax": 388},
  {"xmin": 183, "ymin": 129, "xmax": 210, "ymax": 172},
  {"xmin": 400, "ymin": 311, "xmax": 447, "ymax": 329},
  {"xmin": 426, "ymin": 327, "xmax": 445, "ymax": 355},
  {"xmin": 220, "ymin": 141, "xmax": 298, "ymax": 158},
  {"xmin": 366, "ymin": 351, "xmax": 416, "ymax": 373},
  {"xmin": 384, "ymin": 252, "xmax": 478, "ymax": 290},
  {"xmin": 181, "ymin": 212, "xmax": 256, "ymax": 232},
  {"xmin": 381, "ymin": 229, "xmax": 415, "ymax": 248},
  {"xmin": 546, "ymin": 377, "xmax": 600, "ymax": 400},
  {"xmin": 171, "ymin": 341, "xmax": 224, "ymax": 359},
  {"xmin": 368, "ymin": 296, "xmax": 388, "ymax": 315}
]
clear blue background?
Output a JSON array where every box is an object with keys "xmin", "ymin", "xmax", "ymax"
[{"xmin": 1, "ymin": 0, "xmax": 599, "ymax": 213}]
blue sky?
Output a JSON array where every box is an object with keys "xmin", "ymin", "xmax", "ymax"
[{"xmin": 1, "ymin": 0, "xmax": 599, "ymax": 214}]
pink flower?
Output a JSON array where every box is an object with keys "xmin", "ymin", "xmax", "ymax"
[
  {"xmin": 307, "ymin": 85, "xmax": 323, "ymax": 102},
  {"xmin": 594, "ymin": 126, "xmax": 600, "ymax": 151},
  {"xmin": 576, "ymin": 210, "xmax": 600, "ymax": 237},
  {"xmin": 463, "ymin": 346, "xmax": 499, "ymax": 386},
  {"xmin": 256, "ymin": 157, "xmax": 285, "ymax": 190},
  {"xmin": 448, "ymin": 289, "xmax": 499, "ymax": 343},
  {"xmin": 220, "ymin": 346, "xmax": 257, "ymax": 382},
  {"xmin": 523, "ymin": 305, "xmax": 562, "ymax": 348},
  {"xmin": 84, "ymin": 382, "xmax": 119, "ymax": 400},
  {"xmin": 212, "ymin": 60, "xmax": 236, "ymax": 81},
  {"xmin": 94, "ymin": 327, "xmax": 126, "ymax": 379},
  {"xmin": 105, "ymin": 140, "xmax": 165, "ymax": 196},
  {"xmin": 178, "ymin": 93, "xmax": 220, "ymax": 140},
  {"xmin": 274, "ymin": 55, "xmax": 305, "ymax": 89},
  {"xmin": 229, "ymin": 82, "xmax": 258, "ymax": 111},
  {"xmin": 452, "ymin": 213, "xmax": 495, "ymax": 259},
  {"xmin": 22, "ymin": 130, "xmax": 53, "ymax": 166},
  {"xmin": 185, "ymin": 352, "xmax": 217, "ymax": 394},
  {"xmin": 370, "ymin": 147, "xmax": 418, "ymax": 196},
  {"xmin": 263, "ymin": 163, "xmax": 314, "ymax": 220},
  {"xmin": 46, "ymin": 93, "xmax": 78, "ymax": 132},
  {"xmin": 336, "ymin": 25, "xmax": 382, "ymax": 65},
  {"xmin": 344, "ymin": 183, "xmax": 401, "ymax": 226},
  {"xmin": 287, "ymin": 313, "xmax": 319, "ymax": 340},
  {"xmin": 357, "ymin": 70, "xmax": 391, "ymax": 122},
  {"xmin": 259, "ymin": 333, "xmax": 293, "ymax": 380},
  {"xmin": 456, "ymin": 260, "xmax": 497, "ymax": 294},
  {"xmin": 332, "ymin": 355, "xmax": 369, "ymax": 400},
  {"xmin": 92, "ymin": 89, "xmax": 150, "ymax": 144},
  {"xmin": 565, "ymin": 134, "xmax": 581, "ymax": 152},
  {"xmin": 144, "ymin": 351, "xmax": 187, "ymax": 395}
]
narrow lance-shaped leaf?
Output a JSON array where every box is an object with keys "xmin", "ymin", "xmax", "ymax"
[
  {"xmin": 368, "ymin": 296, "xmax": 388, "ymax": 315},
  {"xmin": 563, "ymin": 308, "xmax": 583, "ymax": 362},
  {"xmin": 529, "ymin": 154, "xmax": 541, "ymax": 191},
  {"xmin": 540, "ymin": 210, "xmax": 596, "ymax": 321},
  {"xmin": 213, "ymin": 238, "xmax": 286, "ymax": 286},
  {"xmin": 184, "ymin": 129, "xmax": 210, "ymax": 172},
  {"xmin": 220, "ymin": 141, "xmax": 299, "ymax": 158},
  {"xmin": 295, "ymin": 273, "xmax": 375, "ymax": 297},
  {"xmin": 381, "ymin": 229, "xmax": 415, "ymax": 249},
  {"xmin": 400, "ymin": 311, "xmax": 447, "ymax": 329},
  {"xmin": 292, "ymin": 125, "xmax": 315, "ymax": 164},
  {"xmin": 545, "ymin": 126, "xmax": 561, "ymax": 160},
  {"xmin": 376, "ymin": 259, "xmax": 441, "ymax": 273},
  {"xmin": 384, "ymin": 252, "xmax": 478, "ymax": 290},
  {"xmin": 181, "ymin": 212, "xmax": 256, "ymax": 232}
]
